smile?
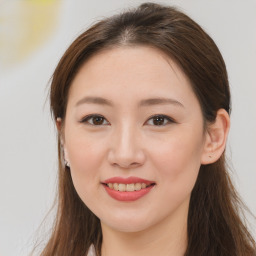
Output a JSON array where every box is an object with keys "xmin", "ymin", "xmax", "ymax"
[{"xmin": 101, "ymin": 176, "xmax": 156, "ymax": 201}]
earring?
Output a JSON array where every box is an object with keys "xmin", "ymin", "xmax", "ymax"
[
  {"xmin": 61, "ymin": 144, "xmax": 70, "ymax": 168},
  {"xmin": 64, "ymin": 159, "xmax": 70, "ymax": 167}
]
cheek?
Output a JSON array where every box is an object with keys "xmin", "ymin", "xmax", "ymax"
[
  {"xmin": 148, "ymin": 130, "xmax": 204, "ymax": 195},
  {"xmin": 69, "ymin": 139, "xmax": 101, "ymax": 168},
  {"xmin": 65, "ymin": 134, "xmax": 104, "ymax": 195}
]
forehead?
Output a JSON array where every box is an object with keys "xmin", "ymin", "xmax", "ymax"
[{"xmin": 68, "ymin": 46, "xmax": 198, "ymax": 109}]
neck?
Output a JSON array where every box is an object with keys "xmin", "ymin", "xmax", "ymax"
[{"xmin": 100, "ymin": 199, "xmax": 189, "ymax": 256}]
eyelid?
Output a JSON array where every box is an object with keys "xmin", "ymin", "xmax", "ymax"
[
  {"xmin": 79, "ymin": 114, "xmax": 176, "ymax": 126},
  {"xmin": 146, "ymin": 114, "xmax": 176, "ymax": 125},
  {"xmin": 79, "ymin": 114, "xmax": 109, "ymax": 125}
]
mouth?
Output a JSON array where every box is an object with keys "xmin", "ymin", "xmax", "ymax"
[{"xmin": 101, "ymin": 176, "xmax": 156, "ymax": 201}]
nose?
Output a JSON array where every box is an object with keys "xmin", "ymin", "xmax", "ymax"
[{"xmin": 107, "ymin": 123, "xmax": 146, "ymax": 169}]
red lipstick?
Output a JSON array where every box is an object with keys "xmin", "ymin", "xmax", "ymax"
[{"xmin": 102, "ymin": 176, "xmax": 156, "ymax": 202}]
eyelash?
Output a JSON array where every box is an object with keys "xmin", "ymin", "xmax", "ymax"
[{"xmin": 79, "ymin": 114, "xmax": 176, "ymax": 127}]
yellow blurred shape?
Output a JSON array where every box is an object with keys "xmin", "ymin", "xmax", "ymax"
[{"xmin": 0, "ymin": 0, "xmax": 61, "ymax": 69}]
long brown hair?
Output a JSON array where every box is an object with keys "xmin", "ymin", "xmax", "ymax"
[{"xmin": 36, "ymin": 2, "xmax": 256, "ymax": 256}]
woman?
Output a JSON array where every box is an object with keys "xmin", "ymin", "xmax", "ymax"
[{"xmin": 37, "ymin": 2, "xmax": 256, "ymax": 256}]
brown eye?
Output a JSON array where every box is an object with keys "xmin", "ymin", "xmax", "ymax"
[
  {"xmin": 153, "ymin": 116, "xmax": 165, "ymax": 125},
  {"xmin": 80, "ymin": 115, "xmax": 109, "ymax": 126},
  {"xmin": 91, "ymin": 116, "xmax": 104, "ymax": 125},
  {"xmin": 147, "ymin": 115, "xmax": 175, "ymax": 126}
]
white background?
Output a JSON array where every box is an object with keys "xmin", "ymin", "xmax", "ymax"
[{"xmin": 0, "ymin": 0, "xmax": 255, "ymax": 255}]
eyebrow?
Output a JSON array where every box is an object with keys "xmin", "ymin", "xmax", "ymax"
[{"xmin": 75, "ymin": 96, "xmax": 184, "ymax": 108}]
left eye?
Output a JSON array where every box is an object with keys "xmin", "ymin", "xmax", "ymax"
[
  {"xmin": 147, "ymin": 115, "xmax": 175, "ymax": 126},
  {"xmin": 80, "ymin": 114, "xmax": 175, "ymax": 126}
]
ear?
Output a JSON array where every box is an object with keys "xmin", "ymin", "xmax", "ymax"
[
  {"xmin": 201, "ymin": 109, "xmax": 230, "ymax": 164},
  {"xmin": 56, "ymin": 117, "xmax": 70, "ymax": 164}
]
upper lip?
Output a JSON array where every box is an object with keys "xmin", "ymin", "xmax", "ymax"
[{"xmin": 102, "ymin": 176, "xmax": 155, "ymax": 185}]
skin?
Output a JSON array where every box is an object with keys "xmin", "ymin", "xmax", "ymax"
[{"xmin": 59, "ymin": 46, "xmax": 230, "ymax": 256}]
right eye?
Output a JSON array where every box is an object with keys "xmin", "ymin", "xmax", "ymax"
[{"xmin": 80, "ymin": 114, "xmax": 109, "ymax": 126}]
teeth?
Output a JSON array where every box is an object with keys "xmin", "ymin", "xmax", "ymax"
[
  {"xmin": 134, "ymin": 183, "xmax": 142, "ymax": 191},
  {"xmin": 113, "ymin": 183, "xmax": 119, "ymax": 190},
  {"xmin": 126, "ymin": 183, "xmax": 135, "ymax": 191},
  {"xmin": 141, "ymin": 183, "xmax": 146, "ymax": 189},
  {"xmin": 107, "ymin": 182, "xmax": 150, "ymax": 192},
  {"xmin": 118, "ymin": 184, "xmax": 126, "ymax": 192},
  {"xmin": 108, "ymin": 183, "xmax": 113, "ymax": 189}
]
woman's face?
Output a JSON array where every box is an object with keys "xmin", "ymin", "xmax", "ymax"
[{"xmin": 63, "ymin": 46, "xmax": 208, "ymax": 232}]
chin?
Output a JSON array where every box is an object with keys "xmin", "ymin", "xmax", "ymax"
[
  {"xmin": 105, "ymin": 221, "xmax": 149, "ymax": 233},
  {"xmin": 100, "ymin": 212, "xmax": 153, "ymax": 233}
]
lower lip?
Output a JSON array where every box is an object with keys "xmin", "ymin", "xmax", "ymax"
[{"xmin": 103, "ymin": 184, "xmax": 155, "ymax": 201}]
